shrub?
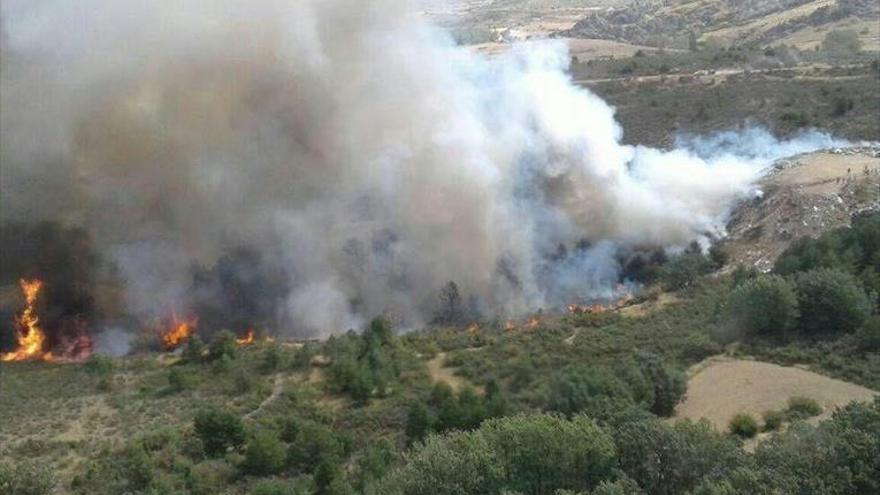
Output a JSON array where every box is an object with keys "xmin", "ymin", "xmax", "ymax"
[
  {"xmin": 250, "ymin": 480, "xmax": 310, "ymax": 495},
  {"xmin": 857, "ymin": 316, "xmax": 880, "ymax": 351},
  {"xmin": 785, "ymin": 396, "xmax": 823, "ymax": 420},
  {"xmin": 182, "ymin": 335, "xmax": 206, "ymax": 363},
  {"xmin": 405, "ymin": 402, "xmax": 432, "ymax": 445},
  {"xmin": 822, "ymin": 29, "xmax": 862, "ymax": 55},
  {"xmin": 193, "ymin": 407, "xmax": 245, "ymax": 457},
  {"xmin": 763, "ymin": 410, "xmax": 784, "ymax": 432},
  {"xmin": 189, "ymin": 460, "xmax": 234, "ymax": 495},
  {"xmin": 637, "ymin": 352, "xmax": 687, "ymax": 417},
  {"xmin": 259, "ymin": 344, "xmax": 282, "ymax": 373},
  {"xmin": 547, "ymin": 365, "xmax": 635, "ymax": 419},
  {"xmin": 383, "ymin": 413, "xmax": 615, "ymax": 495},
  {"xmin": 208, "ymin": 330, "xmax": 238, "ymax": 361},
  {"xmin": 0, "ymin": 460, "xmax": 55, "ymax": 495},
  {"xmin": 795, "ymin": 269, "xmax": 872, "ymax": 334},
  {"xmin": 355, "ymin": 439, "xmax": 394, "ymax": 492},
  {"xmin": 659, "ymin": 251, "xmax": 714, "ymax": 290},
  {"xmin": 313, "ymin": 457, "xmax": 353, "ymax": 495},
  {"xmin": 589, "ymin": 476, "xmax": 642, "ymax": 495},
  {"xmin": 729, "ymin": 413, "xmax": 759, "ymax": 438},
  {"xmin": 84, "ymin": 355, "xmax": 115, "ymax": 376},
  {"xmin": 167, "ymin": 367, "xmax": 195, "ymax": 393},
  {"xmin": 615, "ymin": 419, "xmax": 747, "ymax": 495},
  {"xmin": 287, "ymin": 420, "xmax": 348, "ymax": 472},
  {"xmin": 242, "ymin": 429, "xmax": 287, "ymax": 475},
  {"xmin": 754, "ymin": 399, "xmax": 880, "ymax": 494},
  {"xmin": 726, "ymin": 275, "xmax": 798, "ymax": 335}
]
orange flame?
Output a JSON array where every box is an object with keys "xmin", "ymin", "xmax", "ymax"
[
  {"xmin": 161, "ymin": 314, "xmax": 196, "ymax": 350},
  {"xmin": 567, "ymin": 293, "xmax": 634, "ymax": 315},
  {"xmin": 236, "ymin": 329, "xmax": 256, "ymax": 345},
  {"xmin": 525, "ymin": 316, "xmax": 540, "ymax": 329},
  {"xmin": 466, "ymin": 322, "xmax": 479, "ymax": 334},
  {"xmin": 504, "ymin": 320, "xmax": 516, "ymax": 331},
  {"xmin": 2, "ymin": 279, "xmax": 52, "ymax": 362}
]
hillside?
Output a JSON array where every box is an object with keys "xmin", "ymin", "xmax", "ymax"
[
  {"xmin": 724, "ymin": 146, "xmax": 880, "ymax": 271},
  {"xmin": 564, "ymin": 0, "xmax": 880, "ymax": 48}
]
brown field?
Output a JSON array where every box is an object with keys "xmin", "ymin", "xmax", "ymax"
[{"xmin": 675, "ymin": 356, "xmax": 878, "ymax": 431}]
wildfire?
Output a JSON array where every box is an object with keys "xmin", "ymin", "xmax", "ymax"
[
  {"xmin": 236, "ymin": 329, "xmax": 256, "ymax": 345},
  {"xmin": 161, "ymin": 314, "xmax": 197, "ymax": 350},
  {"xmin": 504, "ymin": 320, "xmax": 516, "ymax": 331},
  {"xmin": 525, "ymin": 316, "xmax": 541, "ymax": 330},
  {"xmin": 2, "ymin": 279, "xmax": 52, "ymax": 362},
  {"xmin": 466, "ymin": 322, "xmax": 479, "ymax": 334},
  {"xmin": 567, "ymin": 293, "xmax": 634, "ymax": 315}
]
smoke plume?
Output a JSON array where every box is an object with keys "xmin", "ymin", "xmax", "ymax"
[{"xmin": 0, "ymin": 0, "xmax": 848, "ymax": 338}]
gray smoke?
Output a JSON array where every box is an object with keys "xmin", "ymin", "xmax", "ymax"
[{"xmin": 0, "ymin": 0, "xmax": 848, "ymax": 338}]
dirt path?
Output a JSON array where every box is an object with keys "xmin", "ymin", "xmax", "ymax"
[
  {"xmin": 244, "ymin": 373, "xmax": 285, "ymax": 420},
  {"xmin": 426, "ymin": 352, "xmax": 477, "ymax": 393},
  {"xmin": 675, "ymin": 357, "xmax": 877, "ymax": 432}
]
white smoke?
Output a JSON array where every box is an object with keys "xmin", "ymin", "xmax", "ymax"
[{"xmin": 0, "ymin": 0, "xmax": 848, "ymax": 337}]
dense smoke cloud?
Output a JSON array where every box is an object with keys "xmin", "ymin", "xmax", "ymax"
[{"xmin": 0, "ymin": 0, "xmax": 846, "ymax": 338}]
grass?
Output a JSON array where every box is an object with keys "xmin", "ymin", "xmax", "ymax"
[{"xmin": 2, "ymin": 273, "xmax": 879, "ymax": 493}]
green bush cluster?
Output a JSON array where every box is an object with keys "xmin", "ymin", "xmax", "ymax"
[
  {"xmin": 728, "ymin": 413, "xmax": 759, "ymax": 438},
  {"xmin": 326, "ymin": 317, "xmax": 402, "ymax": 401},
  {"xmin": 546, "ymin": 353, "xmax": 686, "ymax": 420},
  {"xmin": 385, "ymin": 398, "xmax": 880, "ymax": 495},
  {"xmin": 405, "ymin": 379, "xmax": 510, "ymax": 444}
]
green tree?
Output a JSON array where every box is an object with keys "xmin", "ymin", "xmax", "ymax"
[
  {"xmin": 822, "ymin": 29, "xmax": 862, "ymax": 55},
  {"xmin": 355, "ymin": 439, "xmax": 394, "ymax": 492},
  {"xmin": 636, "ymin": 352, "xmax": 687, "ymax": 417},
  {"xmin": 193, "ymin": 407, "xmax": 245, "ymax": 457},
  {"xmin": 615, "ymin": 419, "xmax": 747, "ymax": 495},
  {"xmin": 383, "ymin": 413, "xmax": 615, "ymax": 495},
  {"xmin": 659, "ymin": 252, "xmax": 713, "ymax": 290},
  {"xmin": 726, "ymin": 275, "xmax": 798, "ymax": 335},
  {"xmin": 795, "ymin": 269, "xmax": 872, "ymax": 334},
  {"xmin": 481, "ymin": 414, "xmax": 616, "ymax": 494},
  {"xmin": 405, "ymin": 402, "xmax": 432, "ymax": 445},
  {"xmin": 242, "ymin": 429, "xmax": 286, "ymax": 475},
  {"xmin": 434, "ymin": 281, "xmax": 465, "ymax": 325},
  {"xmin": 547, "ymin": 365, "xmax": 635, "ymax": 419},
  {"xmin": 208, "ymin": 330, "xmax": 238, "ymax": 361},
  {"xmin": 754, "ymin": 398, "xmax": 880, "ymax": 494},
  {"xmin": 314, "ymin": 457, "xmax": 354, "ymax": 495},
  {"xmin": 287, "ymin": 421, "xmax": 347, "ymax": 473},
  {"xmin": 857, "ymin": 316, "xmax": 880, "ymax": 351}
]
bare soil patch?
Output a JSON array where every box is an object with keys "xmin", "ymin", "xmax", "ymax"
[{"xmin": 675, "ymin": 356, "xmax": 877, "ymax": 432}]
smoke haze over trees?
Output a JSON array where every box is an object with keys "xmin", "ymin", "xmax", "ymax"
[{"xmin": 0, "ymin": 0, "xmax": 848, "ymax": 338}]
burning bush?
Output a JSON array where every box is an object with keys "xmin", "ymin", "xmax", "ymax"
[{"xmin": 0, "ymin": 222, "xmax": 97, "ymax": 359}]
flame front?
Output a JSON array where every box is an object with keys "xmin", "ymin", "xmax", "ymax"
[
  {"xmin": 2, "ymin": 279, "xmax": 52, "ymax": 362},
  {"xmin": 236, "ymin": 329, "xmax": 256, "ymax": 345},
  {"xmin": 162, "ymin": 314, "xmax": 197, "ymax": 350}
]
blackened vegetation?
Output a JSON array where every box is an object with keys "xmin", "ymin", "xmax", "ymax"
[{"xmin": 0, "ymin": 221, "xmax": 97, "ymax": 351}]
